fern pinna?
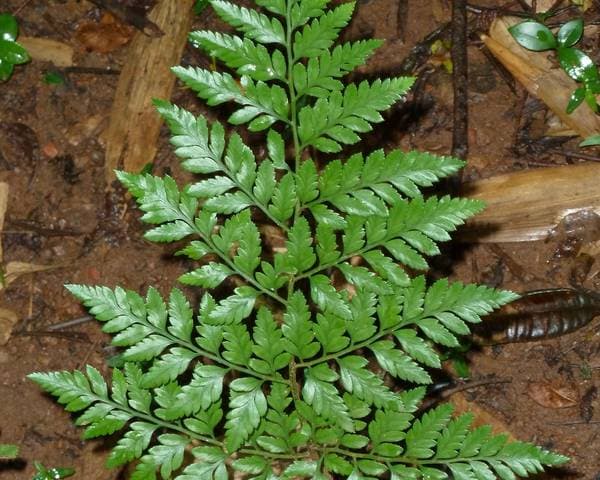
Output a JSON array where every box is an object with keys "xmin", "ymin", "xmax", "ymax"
[{"xmin": 30, "ymin": 1, "xmax": 567, "ymax": 479}]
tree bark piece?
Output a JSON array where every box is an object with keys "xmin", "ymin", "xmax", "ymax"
[
  {"xmin": 104, "ymin": 0, "xmax": 194, "ymax": 182},
  {"xmin": 462, "ymin": 163, "xmax": 600, "ymax": 242},
  {"xmin": 482, "ymin": 17, "xmax": 600, "ymax": 138}
]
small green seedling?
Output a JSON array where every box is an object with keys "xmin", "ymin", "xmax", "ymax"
[
  {"xmin": 0, "ymin": 444, "xmax": 19, "ymax": 460},
  {"xmin": 580, "ymin": 134, "xmax": 600, "ymax": 147},
  {"xmin": 0, "ymin": 13, "xmax": 30, "ymax": 82},
  {"xmin": 43, "ymin": 71, "xmax": 65, "ymax": 85},
  {"xmin": 32, "ymin": 462, "xmax": 74, "ymax": 480},
  {"xmin": 510, "ymin": 18, "xmax": 600, "ymax": 114}
]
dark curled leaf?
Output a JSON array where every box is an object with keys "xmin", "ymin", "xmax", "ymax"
[{"xmin": 474, "ymin": 287, "xmax": 600, "ymax": 344}]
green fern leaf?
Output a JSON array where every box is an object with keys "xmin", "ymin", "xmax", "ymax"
[
  {"xmin": 302, "ymin": 364, "xmax": 354, "ymax": 431},
  {"xmin": 142, "ymin": 434, "xmax": 189, "ymax": 480},
  {"xmin": 210, "ymin": 0, "xmax": 285, "ymax": 45},
  {"xmin": 282, "ymin": 291, "xmax": 320, "ymax": 359},
  {"xmin": 310, "ymin": 274, "xmax": 352, "ymax": 319},
  {"xmin": 337, "ymin": 355, "xmax": 398, "ymax": 407},
  {"xmin": 142, "ymin": 348, "xmax": 197, "ymax": 389},
  {"xmin": 178, "ymin": 447, "xmax": 228, "ymax": 480},
  {"xmin": 29, "ymin": 0, "xmax": 568, "ymax": 477},
  {"xmin": 106, "ymin": 422, "xmax": 156, "ymax": 468},
  {"xmin": 174, "ymin": 365, "xmax": 226, "ymax": 417},
  {"xmin": 293, "ymin": 2, "xmax": 355, "ymax": 59},
  {"xmin": 190, "ymin": 31, "xmax": 285, "ymax": 81},
  {"xmin": 251, "ymin": 307, "xmax": 291, "ymax": 375},
  {"xmin": 405, "ymin": 404, "xmax": 454, "ymax": 459},
  {"xmin": 294, "ymin": 40, "xmax": 383, "ymax": 98},
  {"xmin": 370, "ymin": 340, "xmax": 432, "ymax": 384},
  {"xmin": 179, "ymin": 262, "xmax": 233, "ymax": 288},
  {"xmin": 298, "ymin": 78, "xmax": 414, "ymax": 152},
  {"xmin": 225, "ymin": 377, "xmax": 267, "ymax": 452}
]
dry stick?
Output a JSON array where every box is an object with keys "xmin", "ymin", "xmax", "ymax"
[
  {"xmin": 11, "ymin": 0, "xmax": 33, "ymax": 15},
  {"xmin": 47, "ymin": 315, "xmax": 94, "ymax": 331},
  {"xmin": 548, "ymin": 149, "xmax": 600, "ymax": 164},
  {"xmin": 451, "ymin": 0, "xmax": 469, "ymax": 166},
  {"xmin": 419, "ymin": 378, "xmax": 513, "ymax": 411},
  {"xmin": 396, "ymin": 0, "xmax": 408, "ymax": 42}
]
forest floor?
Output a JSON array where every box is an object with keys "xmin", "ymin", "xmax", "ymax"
[{"xmin": 0, "ymin": 0, "xmax": 599, "ymax": 478}]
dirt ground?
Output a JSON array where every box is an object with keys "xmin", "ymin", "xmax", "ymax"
[{"xmin": 0, "ymin": 0, "xmax": 599, "ymax": 478}]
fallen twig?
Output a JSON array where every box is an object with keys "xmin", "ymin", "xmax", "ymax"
[
  {"xmin": 451, "ymin": 0, "xmax": 469, "ymax": 162},
  {"xmin": 46, "ymin": 315, "xmax": 94, "ymax": 331},
  {"xmin": 396, "ymin": 0, "xmax": 408, "ymax": 42}
]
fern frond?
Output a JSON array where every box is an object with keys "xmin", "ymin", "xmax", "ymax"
[{"xmin": 30, "ymin": 0, "xmax": 568, "ymax": 478}]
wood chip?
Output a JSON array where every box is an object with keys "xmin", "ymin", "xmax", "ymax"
[
  {"xmin": 18, "ymin": 36, "xmax": 74, "ymax": 67},
  {"xmin": 0, "ymin": 308, "xmax": 18, "ymax": 346},
  {"xmin": 104, "ymin": 0, "xmax": 194, "ymax": 182}
]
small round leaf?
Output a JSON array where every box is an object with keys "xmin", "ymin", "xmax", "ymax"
[
  {"xmin": 557, "ymin": 46, "xmax": 594, "ymax": 81},
  {"xmin": 566, "ymin": 86, "xmax": 586, "ymax": 113},
  {"xmin": 0, "ymin": 39, "xmax": 30, "ymax": 64},
  {"xmin": 509, "ymin": 21, "xmax": 557, "ymax": 51},
  {"xmin": 0, "ymin": 58, "xmax": 14, "ymax": 82},
  {"xmin": 0, "ymin": 14, "xmax": 18, "ymax": 42},
  {"xmin": 557, "ymin": 19, "xmax": 584, "ymax": 47}
]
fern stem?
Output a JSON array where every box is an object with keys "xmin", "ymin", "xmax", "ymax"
[
  {"xmin": 202, "ymin": 149, "xmax": 290, "ymax": 232},
  {"xmin": 285, "ymin": 0, "xmax": 303, "ymax": 177},
  {"xmin": 94, "ymin": 395, "xmax": 222, "ymax": 447},
  {"xmin": 112, "ymin": 301, "xmax": 288, "ymax": 384},
  {"xmin": 188, "ymin": 222, "xmax": 289, "ymax": 307},
  {"xmin": 295, "ymin": 319, "xmax": 415, "ymax": 369},
  {"xmin": 295, "ymin": 242, "xmax": 377, "ymax": 283}
]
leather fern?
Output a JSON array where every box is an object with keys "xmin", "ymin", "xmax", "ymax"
[{"xmin": 30, "ymin": 1, "xmax": 568, "ymax": 478}]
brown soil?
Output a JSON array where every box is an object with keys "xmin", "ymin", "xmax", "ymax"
[{"xmin": 0, "ymin": 0, "xmax": 599, "ymax": 479}]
